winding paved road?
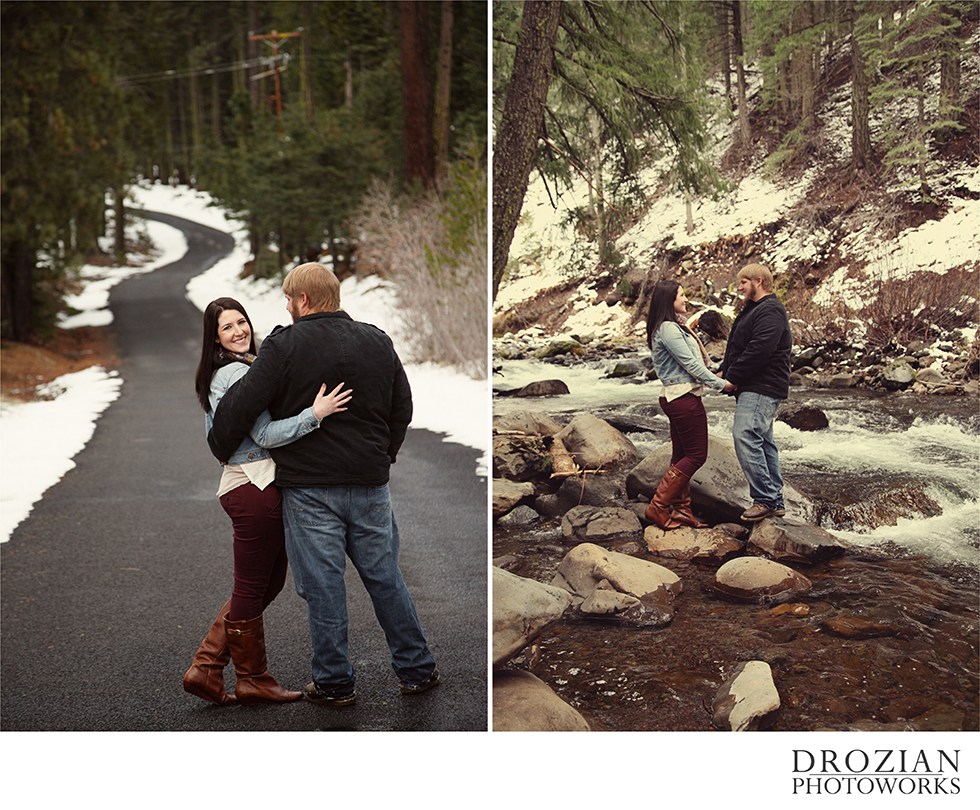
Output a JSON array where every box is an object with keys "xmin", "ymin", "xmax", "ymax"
[{"xmin": 1, "ymin": 210, "xmax": 487, "ymax": 731}]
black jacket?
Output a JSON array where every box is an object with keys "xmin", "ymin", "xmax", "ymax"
[
  {"xmin": 720, "ymin": 293, "xmax": 792, "ymax": 400},
  {"xmin": 207, "ymin": 310, "xmax": 412, "ymax": 488}
]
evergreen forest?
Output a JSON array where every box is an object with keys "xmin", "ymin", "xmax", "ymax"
[
  {"xmin": 492, "ymin": 0, "xmax": 977, "ymax": 304},
  {"xmin": 1, "ymin": 0, "xmax": 488, "ymax": 375}
]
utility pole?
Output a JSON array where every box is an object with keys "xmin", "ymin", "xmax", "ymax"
[{"xmin": 248, "ymin": 29, "xmax": 303, "ymax": 132}]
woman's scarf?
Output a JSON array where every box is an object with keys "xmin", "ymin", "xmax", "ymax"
[{"xmin": 217, "ymin": 348, "xmax": 257, "ymax": 366}]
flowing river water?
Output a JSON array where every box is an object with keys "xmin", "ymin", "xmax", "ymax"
[{"xmin": 493, "ymin": 358, "xmax": 979, "ymax": 731}]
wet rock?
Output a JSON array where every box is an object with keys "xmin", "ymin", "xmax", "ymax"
[
  {"xmin": 883, "ymin": 359, "xmax": 915, "ymax": 390},
  {"xmin": 817, "ymin": 479, "xmax": 942, "ymax": 530},
  {"xmin": 607, "ymin": 361, "xmax": 643, "ymax": 378},
  {"xmin": 497, "ymin": 505, "xmax": 541, "ymax": 528},
  {"xmin": 492, "ymin": 670, "xmax": 591, "ymax": 731},
  {"xmin": 712, "ymin": 661, "xmax": 780, "ymax": 731},
  {"xmin": 492, "ymin": 479, "xmax": 534, "ymax": 518},
  {"xmin": 916, "ymin": 366, "xmax": 945, "ymax": 386},
  {"xmin": 551, "ymin": 543, "xmax": 682, "ymax": 608},
  {"xmin": 515, "ymin": 379, "xmax": 571, "ymax": 397},
  {"xmin": 493, "ymin": 433, "xmax": 550, "ymax": 481},
  {"xmin": 710, "ymin": 557, "xmax": 812, "ymax": 602},
  {"xmin": 778, "ymin": 403, "xmax": 830, "ymax": 431},
  {"xmin": 535, "ymin": 337, "xmax": 584, "ymax": 359},
  {"xmin": 556, "ymin": 473, "xmax": 622, "ymax": 512},
  {"xmin": 492, "ymin": 410, "xmax": 564, "ymax": 436},
  {"xmin": 626, "ymin": 435, "xmax": 814, "ymax": 524},
  {"xmin": 748, "ymin": 517, "xmax": 849, "ymax": 564},
  {"xmin": 492, "ymin": 567, "xmax": 573, "ymax": 667},
  {"xmin": 574, "ymin": 583, "xmax": 674, "ymax": 627},
  {"xmin": 562, "ymin": 505, "xmax": 642, "ymax": 545},
  {"xmin": 643, "ymin": 525, "xmax": 744, "ymax": 564},
  {"xmin": 820, "ymin": 613, "xmax": 916, "ymax": 639},
  {"xmin": 557, "ymin": 413, "xmax": 643, "ymax": 472}
]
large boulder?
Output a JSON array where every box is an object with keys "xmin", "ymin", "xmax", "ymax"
[
  {"xmin": 556, "ymin": 473, "xmax": 623, "ymax": 512},
  {"xmin": 748, "ymin": 517, "xmax": 849, "ymax": 564},
  {"xmin": 493, "ymin": 670, "xmax": 591, "ymax": 731},
  {"xmin": 710, "ymin": 557, "xmax": 812, "ymax": 603},
  {"xmin": 492, "ymin": 567, "xmax": 572, "ymax": 667},
  {"xmin": 883, "ymin": 359, "xmax": 915, "ymax": 390},
  {"xmin": 562, "ymin": 506, "xmax": 642, "ymax": 545},
  {"xmin": 626, "ymin": 435, "xmax": 814, "ymax": 523},
  {"xmin": 492, "ymin": 410, "xmax": 564, "ymax": 436},
  {"xmin": 551, "ymin": 543, "xmax": 681, "ymax": 627},
  {"xmin": 492, "ymin": 478, "xmax": 534, "ymax": 518},
  {"xmin": 712, "ymin": 661, "xmax": 780, "ymax": 731},
  {"xmin": 557, "ymin": 413, "xmax": 643, "ymax": 472},
  {"xmin": 492, "ymin": 433, "xmax": 550, "ymax": 482},
  {"xmin": 643, "ymin": 525, "xmax": 744, "ymax": 564}
]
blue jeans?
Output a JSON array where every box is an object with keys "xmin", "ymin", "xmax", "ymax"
[
  {"xmin": 282, "ymin": 485, "xmax": 436, "ymax": 693},
  {"xmin": 731, "ymin": 392, "xmax": 785, "ymax": 510}
]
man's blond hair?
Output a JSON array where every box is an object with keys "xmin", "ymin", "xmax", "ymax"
[
  {"xmin": 282, "ymin": 262, "xmax": 341, "ymax": 312},
  {"xmin": 738, "ymin": 263, "xmax": 774, "ymax": 293}
]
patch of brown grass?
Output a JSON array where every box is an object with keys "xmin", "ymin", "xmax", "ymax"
[{"xmin": 1, "ymin": 327, "xmax": 119, "ymax": 402}]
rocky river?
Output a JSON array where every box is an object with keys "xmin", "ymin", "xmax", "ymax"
[{"xmin": 491, "ymin": 346, "xmax": 979, "ymax": 732}]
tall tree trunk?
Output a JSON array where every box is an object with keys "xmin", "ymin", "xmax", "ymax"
[
  {"xmin": 302, "ymin": 3, "xmax": 315, "ymax": 120},
  {"xmin": 718, "ymin": 2, "xmax": 731, "ymax": 108},
  {"xmin": 247, "ymin": 1, "xmax": 261, "ymax": 110},
  {"xmin": 0, "ymin": 239, "xmax": 34, "ymax": 342},
  {"xmin": 491, "ymin": 0, "xmax": 561, "ymax": 302},
  {"xmin": 798, "ymin": 2, "xmax": 815, "ymax": 133},
  {"xmin": 733, "ymin": 0, "xmax": 751, "ymax": 152},
  {"xmin": 399, "ymin": 0, "xmax": 435, "ymax": 189},
  {"xmin": 114, "ymin": 187, "xmax": 126, "ymax": 262},
  {"xmin": 434, "ymin": 0, "xmax": 453, "ymax": 183},
  {"xmin": 849, "ymin": 0, "xmax": 871, "ymax": 172}
]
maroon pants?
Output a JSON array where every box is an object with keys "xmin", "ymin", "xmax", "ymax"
[
  {"xmin": 219, "ymin": 482, "xmax": 289, "ymax": 622},
  {"xmin": 659, "ymin": 393, "xmax": 709, "ymax": 479}
]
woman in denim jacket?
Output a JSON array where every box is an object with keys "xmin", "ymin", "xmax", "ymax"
[
  {"xmin": 184, "ymin": 297, "xmax": 350, "ymax": 706},
  {"xmin": 645, "ymin": 281, "xmax": 734, "ymax": 530}
]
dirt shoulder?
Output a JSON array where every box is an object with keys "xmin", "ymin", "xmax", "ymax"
[{"xmin": 1, "ymin": 326, "xmax": 119, "ymax": 403}]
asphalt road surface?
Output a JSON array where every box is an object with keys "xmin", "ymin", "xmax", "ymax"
[{"xmin": 1, "ymin": 209, "xmax": 488, "ymax": 732}]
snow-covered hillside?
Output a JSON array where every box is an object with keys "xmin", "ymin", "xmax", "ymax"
[{"xmin": 495, "ymin": 29, "xmax": 979, "ymax": 352}]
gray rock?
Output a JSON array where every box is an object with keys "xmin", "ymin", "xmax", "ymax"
[
  {"xmin": 492, "ymin": 567, "xmax": 572, "ymax": 667},
  {"xmin": 643, "ymin": 525, "xmax": 744, "ymax": 564},
  {"xmin": 883, "ymin": 359, "xmax": 915, "ymax": 390},
  {"xmin": 748, "ymin": 517, "xmax": 849, "ymax": 564},
  {"xmin": 561, "ymin": 505, "xmax": 642, "ymax": 545},
  {"xmin": 493, "ymin": 670, "xmax": 590, "ymax": 731},
  {"xmin": 492, "ymin": 478, "xmax": 534, "ymax": 518},
  {"xmin": 492, "ymin": 410, "xmax": 564, "ymax": 436},
  {"xmin": 515, "ymin": 379, "xmax": 571, "ymax": 397},
  {"xmin": 711, "ymin": 557, "xmax": 812, "ymax": 602},
  {"xmin": 556, "ymin": 473, "xmax": 623, "ymax": 512},
  {"xmin": 551, "ymin": 543, "xmax": 682, "ymax": 609},
  {"xmin": 557, "ymin": 413, "xmax": 643, "ymax": 472},
  {"xmin": 497, "ymin": 505, "xmax": 540, "ymax": 527},
  {"xmin": 712, "ymin": 661, "xmax": 780, "ymax": 731}
]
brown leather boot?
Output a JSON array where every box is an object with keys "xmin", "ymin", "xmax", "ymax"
[
  {"xmin": 225, "ymin": 613, "xmax": 302, "ymax": 704},
  {"xmin": 644, "ymin": 465, "xmax": 688, "ymax": 530},
  {"xmin": 672, "ymin": 481, "xmax": 709, "ymax": 528},
  {"xmin": 183, "ymin": 599, "xmax": 236, "ymax": 706}
]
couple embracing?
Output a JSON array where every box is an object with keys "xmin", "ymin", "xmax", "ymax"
[
  {"xmin": 183, "ymin": 262, "xmax": 438, "ymax": 709},
  {"xmin": 645, "ymin": 263, "xmax": 793, "ymax": 530}
]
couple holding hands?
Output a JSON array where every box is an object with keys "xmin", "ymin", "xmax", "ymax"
[{"xmin": 645, "ymin": 264, "xmax": 793, "ymax": 530}]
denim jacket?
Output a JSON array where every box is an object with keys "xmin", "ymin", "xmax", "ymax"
[
  {"xmin": 205, "ymin": 362, "xmax": 320, "ymax": 466},
  {"xmin": 651, "ymin": 321, "xmax": 726, "ymax": 391}
]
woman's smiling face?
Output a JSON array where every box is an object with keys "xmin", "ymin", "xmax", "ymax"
[{"xmin": 216, "ymin": 309, "xmax": 251, "ymax": 354}]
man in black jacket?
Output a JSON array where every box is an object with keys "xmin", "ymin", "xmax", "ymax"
[
  {"xmin": 208, "ymin": 263, "xmax": 438, "ymax": 705},
  {"xmin": 720, "ymin": 264, "xmax": 793, "ymax": 522}
]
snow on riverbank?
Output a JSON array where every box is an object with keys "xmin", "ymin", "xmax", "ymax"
[{"xmin": 1, "ymin": 182, "xmax": 488, "ymax": 543}]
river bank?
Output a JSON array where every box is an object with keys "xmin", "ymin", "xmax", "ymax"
[{"xmin": 491, "ymin": 336, "xmax": 978, "ymax": 732}]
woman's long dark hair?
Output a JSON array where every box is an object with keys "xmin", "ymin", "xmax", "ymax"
[
  {"xmin": 645, "ymin": 280, "xmax": 690, "ymax": 348},
  {"xmin": 194, "ymin": 297, "xmax": 257, "ymax": 411}
]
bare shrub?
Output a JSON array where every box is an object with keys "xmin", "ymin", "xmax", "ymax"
[
  {"xmin": 352, "ymin": 158, "xmax": 487, "ymax": 380},
  {"xmin": 861, "ymin": 266, "xmax": 979, "ymax": 348}
]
